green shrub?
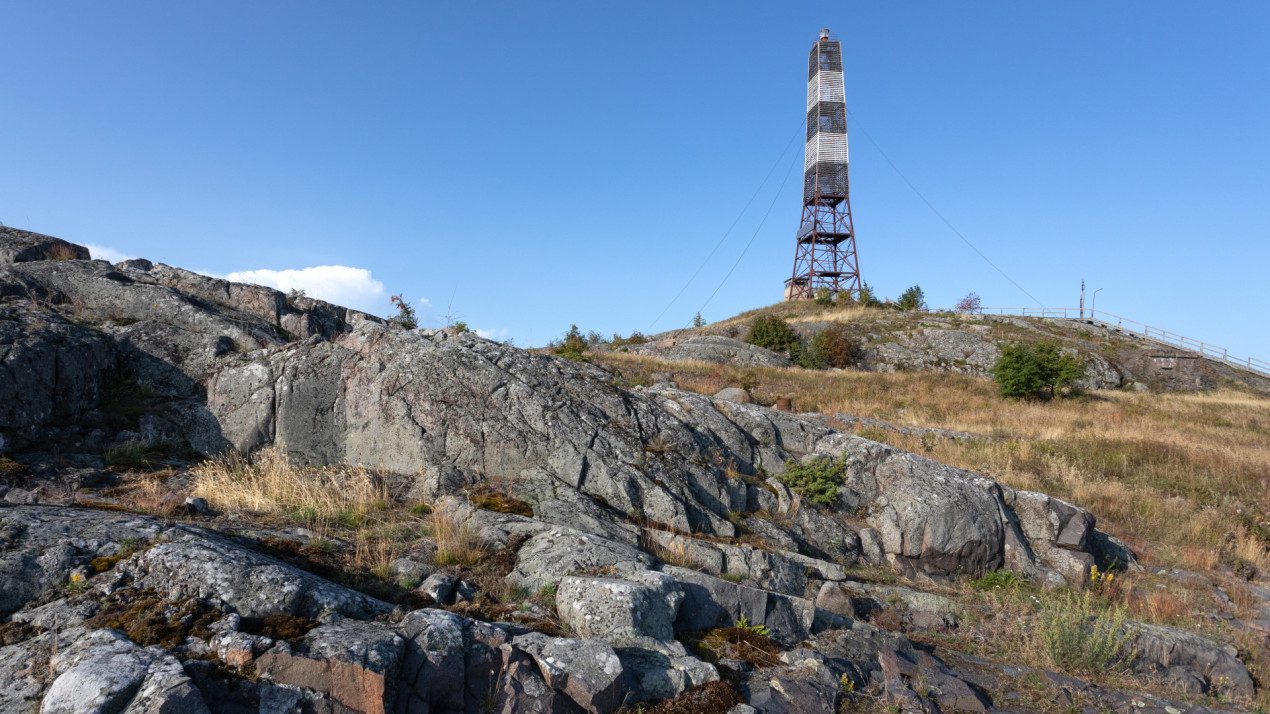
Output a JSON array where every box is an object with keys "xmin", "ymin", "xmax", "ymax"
[
  {"xmin": 857, "ymin": 282, "xmax": 881, "ymax": 308},
  {"xmin": 991, "ymin": 342, "xmax": 1086, "ymax": 400},
  {"xmin": 611, "ymin": 331, "xmax": 649, "ymax": 347},
  {"xmin": 745, "ymin": 315, "xmax": 800, "ymax": 354},
  {"xmin": 451, "ymin": 321, "xmax": 471, "ymax": 334},
  {"xmin": 897, "ymin": 285, "xmax": 926, "ymax": 311},
  {"xmin": 814, "ymin": 287, "xmax": 833, "ymax": 307},
  {"xmin": 835, "ymin": 290, "xmax": 856, "ymax": 307},
  {"xmin": 776, "ymin": 455, "xmax": 846, "ymax": 506},
  {"xmin": 971, "ymin": 569, "xmax": 1024, "ymax": 591},
  {"xmin": 1040, "ymin": 589, "xmax": 1137, "ymax": 675},
  {"xmin": 549, "ymin": 325, "xmax": 590, "ymax": 362},
  {"xmin": 0, "ymin": 456, "xmax": 29, "ymax": 478},
  {"xmin": 789, "ymin": 339, "xmax": 824, "ymax": 370},
  {"xmin": 811, "ymin": 323, "xmax": 859, "ymax": 369},
  {"xmin": 105, "ymin": 440, "xmax": 154, "ymax": 470},
  {"xmin": 388, "ymin": 294, "xmax": 418, "ymax": 329}
]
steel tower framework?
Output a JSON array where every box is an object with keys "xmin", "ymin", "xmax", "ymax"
[{"xmin": 786, "ymin": 29, "xmax": 861, "ymax": 301}]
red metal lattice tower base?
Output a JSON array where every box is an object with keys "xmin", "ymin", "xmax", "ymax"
[{"xmin": 787, "ymin": 191, "xmax": 860, "ymax": 300}]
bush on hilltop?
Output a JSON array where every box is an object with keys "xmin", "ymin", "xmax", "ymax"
[
  {"xmin": 991, "ymin": 342, "xmax": 1085, "ymax": 400},
  {"xmin": 745, "ymin": 315, "xmax": 800, "ymax": 354}
]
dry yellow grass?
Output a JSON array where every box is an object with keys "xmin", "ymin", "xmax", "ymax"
[
  {"xmin": 596, "ymin": 351, "xmax": 1270, "ymax": 575},
  {"xmin": 190, "ymin": 445, "xmax": 389, "ymax": 527},
  {"xmin": 430, "ymin": 511, "xmax": 486, "ymax": 567},
  {"xmin": 713, "ymin": 302, "xmax": 878, "ymax": 327}
]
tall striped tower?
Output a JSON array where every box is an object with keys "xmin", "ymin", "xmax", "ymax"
[{"xmin": 786, "ymin": 28, "xmax": 861, "ymax": 301}]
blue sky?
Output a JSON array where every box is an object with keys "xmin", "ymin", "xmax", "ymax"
[{"xmin": 3, "ymin": 2, "xmax": 1268, "ymax": 357}]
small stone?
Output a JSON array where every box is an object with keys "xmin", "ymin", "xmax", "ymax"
[
  {"xmin": 418, "ymin": 573, "xmax": 458, "ymax": 605},
  {"xmin": 713, "ymin": 387, "xmax": 752, "ymax": 404},
  {"xmin": 209, "ymin": 613, "xmax": 241, "ymax": 633},
  {"xmin": 453, "ymin": 579, "xmax": 478, "ymax": 603},
  {"xmin": 390, "ymin": 557, "xmax": 434, "ymax": 582},
  {"xmin": 184, "ymin": 496, "xmax": 210, "ymax": 514}
]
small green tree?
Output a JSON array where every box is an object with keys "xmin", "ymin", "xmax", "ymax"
[
  {"xmin": 451, "ymin": 321, "xmax": 471, "ymax": 334},
  {"xmin": 789, "ymin": 338, "xmax": 824, "ymax": 369},
  {"xmin": 745, "ymin": 315, "xmax": 800, "ymax": 354},
  {"xmin": 692, "ymin": 312, "xmax": 706, "ymax": 328},
  {"xmin": 897, "ymin": 285, "xmax": 926, "ymax": 311},
  {"xmin": 814, "ymin": 287, "xmax": 833, "ymax": 306},
  {"xmin": 835, "ymin": 290, "xmax": 856, "ymax": 307},
  {"xmin": 389, "ymin": 294, "xmax": 418, "ymax": 329},
  {"xmin": 857, "ymin": 282, "xmax": 881, "ymax": 308},
  {"xmin": 549, "ymin": 325, "xmax": 590, "ymax": 362},
  {"xmin": 991, "ymin": 342, "xmax": 1086, "ymax": 400}
]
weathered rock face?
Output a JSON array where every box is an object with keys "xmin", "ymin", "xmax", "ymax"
[
  {"xmin": 0, "ymin": 226, "xmax": 91, "ymax": 264},
  {"xmin": 41, "ymin": 627, "xmax": 209, "ymax": 714},
  {"xmin": 203, "ymin": 324, "xmax": 739, "ymax": 537},
  {"xmin": 624, "ymin": 335, "xmax": 793, "ymax": 369},
  {"xmin": 856, "ymin": 326, "xmax": 1124, "ymax": 390},
  {"xmin": 513, "ymin": 632, "xmax": 626, "ymax": 713},
  {"xmin": 256, "ymin": 620, "xmax": 405, "ymax": 714},
  {"xmin": 0, "ymin": 302, "xmax": 116, "ymax": 435},
  {"xmin": 507, "ymin": 527, "xmax": 655, "ymax": 593},
  {"xmin": 119, "ymin": 532, "xmax": 393, "ymax": 620},
  {"xmin": 0, "ymin": 506, "xmax": 167, "ymax": 616},
  {"xmin": 1132, "ymin": 623, "xmax": 1256, "ymax": 701}
]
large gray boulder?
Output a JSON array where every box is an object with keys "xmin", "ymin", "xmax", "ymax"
[
  {"xmin": 808, "ymin": 432, "xmax": 1007, "ymax": 577},
  {"xmin": 255, "ymin": 619, "xmax": 405, "ymax": 714},
  {"xmin": 506, "ymin": 527, "xmax": 654, "ymax": 593},
  {"xmin": 489, "ymin": 648, "xmax": 582, "ymax": 714},
  {"xmin": 614, "ymin": 640, "xmax": 719, "ymax": 703},
  {"xmin": 556, "ymin": 572, "xmax": 683, "ymax": 643},
  {"xmin": 1132, "ymin": 623, "xmax": 1255, "ymax": 702},
  {"xmin": 0, "ymin": 506, "xmax": 167, "ymax": 616},
  {"xmin": 662, "ymin": 565, "xmax": 826, "ymax": 645},
  {"xmin": 119, "ymin": 530, "xmax": 393, "ymax": 620},
  {"xmin": 512, "ymin": 632, "xmax": 625, "ymax": 714},
  {"xmin": 396, "ymin": 609, "xmax": 468, "ymax": 713},
  {"xmin": 853, "ymin": 322, "xmax": 1123, "ymax": 390},
  {"xmin": 41, "ymin": 628, "xmax": 209, "ymax": 714}
]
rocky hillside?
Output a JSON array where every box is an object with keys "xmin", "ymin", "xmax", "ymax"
[
  {"xmin": 1, "ymin": 227, "xmax": 1266, "ymax": 713},
  {"xmin": 618, "ymin": 300, "xmax": 1270, "ymax": 394}
]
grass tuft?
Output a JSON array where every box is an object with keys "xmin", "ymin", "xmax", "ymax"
[{"xmin": 431, "ymin": 512, "xmax": 487, "ymax": 567}]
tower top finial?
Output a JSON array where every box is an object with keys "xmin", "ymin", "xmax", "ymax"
[{"xmin": 819, "ymin": 28, "xmax": 830, "ymax": 41}]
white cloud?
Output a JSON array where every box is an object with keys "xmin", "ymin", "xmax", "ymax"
[
  {"xmin": 475, "ymin": 327, "xmax": 508, "ymax": 340},
  {"xmin": 85, "ymin": 244, "xmax": 135, "ymax": 263},
  {"xmin": 225, "ymin": 265, "xmax": 385, "ymax": 314}
]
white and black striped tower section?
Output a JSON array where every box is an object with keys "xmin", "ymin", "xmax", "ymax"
[{"xmin": 786, "ymin": 28, "xmax": 861, "ymax": 301}]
